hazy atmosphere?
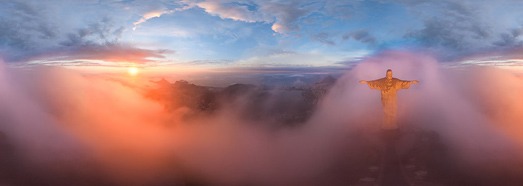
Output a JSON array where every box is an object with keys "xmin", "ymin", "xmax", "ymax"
[{"xmin": 1, "ymin": 0, "xmax": 523, "ymax": 185}]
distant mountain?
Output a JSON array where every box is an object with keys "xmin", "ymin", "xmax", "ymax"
[{"xmin": 144, "ymin": 77, "xmax": 338, "ymax": 126}]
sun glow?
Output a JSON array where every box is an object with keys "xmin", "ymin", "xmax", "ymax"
[{"xmin": 128, "ymin": 67, "xmax": 139, "ymax": 76}]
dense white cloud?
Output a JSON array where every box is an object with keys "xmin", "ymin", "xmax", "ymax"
[{"xmin": 2, "ymin": 51, "xmax": 523, "ymax": 184}]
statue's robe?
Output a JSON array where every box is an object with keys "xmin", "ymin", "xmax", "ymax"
[{"xmin": 366, "ymin": 78, "xmax": 415, "ymax": 129}]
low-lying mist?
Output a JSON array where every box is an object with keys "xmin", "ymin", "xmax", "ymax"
[{"xmin": 1, "ymin": 51, "xmax": 523, "ymax": 185}]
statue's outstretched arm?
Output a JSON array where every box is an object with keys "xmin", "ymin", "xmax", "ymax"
[
  {"xmin": 360, "ymin": 79, "xmax": 382, "ymax": 90},
  {"xmin": 398, "ymin": 79, "xmax": 419, "ymax": 89}
]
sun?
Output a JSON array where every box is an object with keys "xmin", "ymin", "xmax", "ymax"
[{"xmin": 127, "ymin": 67, "xmax": 139, "ymax": 76}]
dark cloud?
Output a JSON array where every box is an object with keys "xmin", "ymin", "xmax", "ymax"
[
  {"xmin": 406, "ymin": 19, "xmax": 468, "ymax": 50},
  {"xmin": 0, "ymin": 1, "xmax": 169, "ymax": 64},
  {"xmin": 395, "ymin": 0, "xmax": 523, "ymax": 61},
  {"xmin": 494, "ymin": 27, "xmax": 523, "ymax": 47},
  {"xmin": 0, "ymin": 1, "xmax": 58, "ymax": 60},
  {"xmin": 321, "ymin": 0, "xmax": 359, "ymax": 20},
  {"xmin": 342, "ymin": 30, "xmax": 376, "ymax": 45},
  {"xmin": 60, "ymin": 17, "xmax": 124, "ymax": 47},
  {"xmin": 6, "ymin": 1, "xmax": 57, "ymax": 40},
  {"xmin": 405, "ymin": 1, "xmax": 489, "ymax": 51},
  {"xmin": 312, "ymin": 32, "xmax": 336, "ymax": 46}
]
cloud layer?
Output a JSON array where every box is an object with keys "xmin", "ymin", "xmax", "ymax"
[{"xmin": 1, "ymin": 51, "xmax": 523, "ymax": 185}]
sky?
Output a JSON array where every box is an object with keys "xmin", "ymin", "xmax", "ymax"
[{"xmin": 1, "ymin": 0, "xmax": 523, "ymax": 75}]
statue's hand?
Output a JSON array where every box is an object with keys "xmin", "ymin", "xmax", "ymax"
[
  {"xmin": 412, "ymin": 80, "xmax": 420, "ymax": 84},
  {"xmin": 359, "ymin": 80, "xmax": 367, "ymax": 84}
]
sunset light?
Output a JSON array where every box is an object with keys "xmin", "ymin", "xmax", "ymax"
[{"xmin": 127, "ymin": 66, "xmax": 139, "ymax": 76}]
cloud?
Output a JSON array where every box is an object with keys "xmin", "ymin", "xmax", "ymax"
[
  {"xmin": 321, "ymin": 0, "xmax": 358, "ymax": 20},
  {"xmin": 49, "ymin": 16, "xmax": 171, "ymax": 64},
  {"xmin": 326, "ymin": 51, "xmax": 523, "ymax": 167},
  {"xmin": 342, "ymin": 30, "xmax": 377, "ymax": 45},
  {"xmin": 0, "ymin": 1, "xmax": 57, "ymax": 60},
  {"xmin": 3, "ymin": 51, "xmax": 523, "ymax": 185},
  {"xmin": 0, "ymin": 1, "xmax": 118, "ymax": 62},
  {"xmin": 0, "ymin": 1, "xmax": 173, "ymax": 65},
  {"xmin": 398, "ymin": 0, "xmax": 523, "ymax": 59},
  {"xmin": 259, "ymin": 0, "xmax": 312, "ymax": 33},
  {"xmin": 234, "ymin": 51, "xmax": 346, "ymax": 67},
  {"xmin": 43, "ymin": 45, "xmax": 170, "ymax": 64},
  {"xmin": 312, "ymin": 32, "xmax": 336, "ymax": 46},
  {"xmin": 188, "ymin": 0, "xmax": 278, "ymax": 31},
  {"xmin": 406, "ymin": 18, "xmax": 487, "ymax": 51},
  {"xmin": 0, "ymin": 62, "xmax": 360, "ymax": 185},
  {"xmin": 60, "ymin": 17, "xmax": 124, "ymax": 47},
  {"xmin": 450, "ymin": 47, "xmax": 523, "ymax": 70},
  {"xmin": 187, "ymin": 0, "xmax": 340, "ymax": 34},
  {"xmin": 132, "ymin": 2, "xmax": 193, "ymax": 31},
  {"xmin": 133, "ymin": 10, "xmax": 173, "ymax": 30},
  {"xmin": 195, "ymin": 1, "xmax": 263, "ymax": 22},
  {"xmin": 494, "ymin": 27, "xmax": 523, "ymax": 47},
  {"xmin": 129, "ymin": 0, "xmax": 361, "ymax": 35}
]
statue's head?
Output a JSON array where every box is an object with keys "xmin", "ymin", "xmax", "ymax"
[{"xmin": 386, "ymin": 69, "xmax": 392, "ymax": 79}]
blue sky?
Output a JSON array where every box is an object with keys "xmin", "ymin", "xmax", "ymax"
[{"xmin": 1, "ymin": 0, "xmax": 523, "ymax": 72}]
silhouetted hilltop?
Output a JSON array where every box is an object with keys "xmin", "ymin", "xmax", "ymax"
[
  {"xmin": 316, "ymin": 75, "xmax": 336, "ymax": 87},
  {"xmin": 146, "ymin": 80, "xmax": 217, "ymax": 114},
  {"xmin": 220, "ymin": 83, "xmax": 258, "ymax": 99},
  {"xmin": 145, "ymin": 76, "xmax": 338, "ymax": 126}
]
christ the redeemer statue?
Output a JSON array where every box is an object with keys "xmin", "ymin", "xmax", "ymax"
[{"xmin": 359, "ymin": 69, "xmax": 419, "ymax": 130}]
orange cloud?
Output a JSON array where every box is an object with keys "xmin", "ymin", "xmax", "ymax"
[{"xmin": 26, "ymin": 45, "xmax": 172, "ymax": 65}]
